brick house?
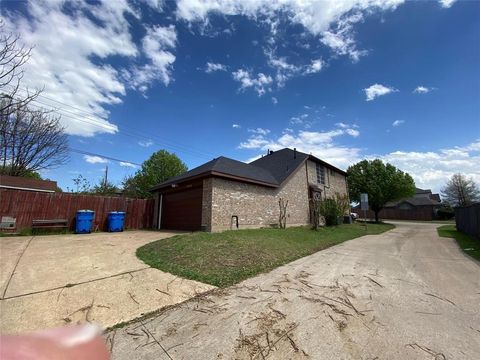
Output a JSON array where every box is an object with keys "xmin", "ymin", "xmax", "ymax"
[{"xmin": 151, "ymin": 148, "xmax": 348, "ymax": 232}]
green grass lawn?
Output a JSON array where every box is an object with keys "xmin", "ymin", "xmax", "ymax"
[
  {"xmin": 137, "ymin": 223, "xmax": 394, "ymax": 287},
  {"xmin": 437, "ymin": 225, "xmax": 480, "ymax": 261}
]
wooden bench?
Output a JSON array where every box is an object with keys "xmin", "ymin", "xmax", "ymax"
[
  {"xmin": 32, "ymin": 219, "xmax": 68, "ymax": 233},
  {"xmin": 0, "ymin": 216, "xmax": 17, "ymax": 233}
]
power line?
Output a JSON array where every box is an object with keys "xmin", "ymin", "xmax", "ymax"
[
  {"xmin": 29, "ymin": 97, "xmax": 214, "ymax": 160},
  {"xmin": 70, "ymin": 148, "xmax": 141, "ymax": 166},
  {"xmin": 3, "ymin": 85, "xmax": 216, "ymax": 159},
  {"xmin": 1, "ymin": 129, "xmax": 141, "ymax": 166}
]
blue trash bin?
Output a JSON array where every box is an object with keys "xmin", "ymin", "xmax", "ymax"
[
  {"xmin": 107, "ymin": 211, "xmax": 126, "ymax": 232},
  {"xmin": 76, "ymin": 210, "xmax": 95, "ymax": 234}
]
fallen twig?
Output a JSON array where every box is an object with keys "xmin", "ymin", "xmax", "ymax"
[
  {"xmin": 424, "ymin": 293, "xmax": 456, "ymax": 306},
  {"xmin": 406, "ymin": 342, "xmax": 446, "ymax": 359},
  {"xmin": 166, "ymin": 343, "xmax": 184, "ymax": 352},
  {"xmin": 287, "ymin": 334, "xmax": 299, "ymax": 352},
  {"xmin": 155, "ymin": 288, "xmax": 170, "ymax": 296},
  {"xmin": 364, "ymin": 276, "xmax": 384, "ymax": 288},
  {"xmin": 128, "ymin": 292, "xmax": 139, "ymax": 305}
]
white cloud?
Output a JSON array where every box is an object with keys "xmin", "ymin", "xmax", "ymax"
[
  {"xmin": 232, "ymin": 124, "xmax": 241, "ymax": 129},
  {"xmin": 241, "ymin": 130, "xmax": 480, "ymax": 193},
  {"xmin": 128, "ymin": 24, "xmax": 177, "ymax": 91},
  {"xmin": 305, "ymin": 59, "xmax": 324, "ymax": 74},
  {"xmin": 439, "ymin": 0, "xmax": 456, "ymax": 8},
  {"xmin": 290, "ymin": 113, "xmax": 309, "ymax": 125},
  {"xmin": 2, "ymin": 1, "xmax": 176, "ymax": 137},
  {"xmin": 119, "ymin": 161, "xmax": 138, "ymax": 168},
  {"xmin": 238, "ymin": 125, "xmax": 361, "ymax": 168},
  {"xmin": 345, "ymin": 128, "xmax": 360, "ymax": 137},
  {"xmin": 84, "ymin": 155, "xmax": 109, "ymax": 164},
  {"xmin": 263, "ymin": 50, "xmax": 325, "ymax": 89},
  {"xmin": 392, "ymin": 120, "xmax": 405, "ymax": 127},
  {"xmin": 376, "ymin": 140, "xmax": 480, "ymax": 193},
  {"xmin": 413, "ymin": 86, "xmax": 434, "ymax": 94},
  {"xmin": 363, "ymin": 83, "xmax": 398, "ymax": 101},
  {"xmin": 272, "ymin": 97, "xmax": 278, "ymax": 104},
  {"xmin": 176, "ymin": 0, "xmax": 404, "ymax": 61},
  {"xmin": 238, "ymin": 135, "xmax": 270, "ymax": 149},
  {"xmin": 232, "ymin": 69, "xmax": 273, "ymax": 96},
  {"xmin": 248, "ymin": 128, "xmax": 271, "ymax": 135},
  {"xmin": 335, "ymin": 122, "xmax": 358, "ymax": 129},
  {"xmin": 205, "ymin": 62, "xmax": 227, "ymax": 73},
  {"xmin": 138, "ymin": 140, "xmax": 154, "ymax": 147}
]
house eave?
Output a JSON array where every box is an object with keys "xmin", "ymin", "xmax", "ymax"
[{"xmin": 151, "ymin": 171, "xmax": 278, "ymax": 192}]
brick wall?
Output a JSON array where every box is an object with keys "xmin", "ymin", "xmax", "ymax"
[
  {"xmin": 208, "ymin": 164, "xmax": 310, "ymax": 232},
  {"xmin": 201, "ymin": 178, "xmax": 213, "ymax": 230},
  {"xmin": 208, "ymin": 161, "xmax": 347, "ymax": 232},
  {"xmin": 305, "ymin": 160, "xmax": 348, "ymax": 199}
]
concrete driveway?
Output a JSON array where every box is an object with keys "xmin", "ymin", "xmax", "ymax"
[
  {"xmin": 0, "ymin": 231, "xmax": 214, "ymax": 334},
  {"xmin": 107, "ymin": 222, "xmax": 480, "ymax": 360}
]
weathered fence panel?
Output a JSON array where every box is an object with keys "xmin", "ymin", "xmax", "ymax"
[
  {"xmin": 455, "ymin": 203, "xmax": 480, "ymax": 240},
  {"xmin": 0, "ymin": 189, "xmax": 155, "ymax": 231},
  {"xmin": 354, "ymin": 206, "xmax": 435, "ymax": 221}
]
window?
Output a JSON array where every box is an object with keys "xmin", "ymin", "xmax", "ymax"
[{"xmin": 316, "ymin": 163, "xmax": 325, "ymax": 184}]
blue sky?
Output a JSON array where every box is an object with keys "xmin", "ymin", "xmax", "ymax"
[{"xmin": 2, "ymin": 0, "xmax": 479, "ymax": 193}]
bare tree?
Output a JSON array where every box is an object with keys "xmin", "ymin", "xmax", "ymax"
[
  {"xmin": 278, "ymin": 198, "xmax": 288, "ymax": 229},
  {"xmin": 0, "ymin": 21, "xmax": 68, "ymax": 176},
  {"xmin": 1, "ymin": 104, "xmax": 69, "ymax": 176},
  {"xmin": 441, "ymin": 173, "xmax": 480, "ymax": 207},
  {"xmin": 0, "ymin": 21, "xmax": 41, "ymax": 115}
]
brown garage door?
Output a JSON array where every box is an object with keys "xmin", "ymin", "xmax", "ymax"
[{"xmin": 161, "ymin": 187, "xmax": 203, "ymax": 231}]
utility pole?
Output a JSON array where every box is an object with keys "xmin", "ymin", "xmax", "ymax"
[{"xmin": 104, "ymin": 165, "xmax": 108, "ymax": 188}]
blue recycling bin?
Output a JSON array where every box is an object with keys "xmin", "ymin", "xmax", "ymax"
[
  {"xmin": 75, "ymin": 210, "xmax": 95, "ymax": 234},
  {"xmin": 107, "ymin": 211, "xmax": 126, "ymax": 232}
]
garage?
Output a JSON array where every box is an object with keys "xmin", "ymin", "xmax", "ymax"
[{"xmin": 160, "ymin": 186, "xmax": 203, "ymax": 231}]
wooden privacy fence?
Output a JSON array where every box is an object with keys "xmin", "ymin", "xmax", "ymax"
[
  {"xmin": 455, "ymin": 203, "xmax": 480, "ymax": 240},
  {"xmin": 0, "ymin": 189, "xmax": 155, "ymax": 231},
  {"xmin": 354, "ymin": 206, "xmax": 435, "ymax": 221}
]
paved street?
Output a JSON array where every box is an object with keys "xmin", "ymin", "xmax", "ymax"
[{"xmin": 107, "ymin": 222, "xmax": 480, "ymax": 359}]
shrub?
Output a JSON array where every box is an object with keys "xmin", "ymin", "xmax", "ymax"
[
  {"xmin": 437, "ymin": 205, "xmax": 455, "ymax": 220},
  {"xmin": 318, "ymin": 193, "xmax": 350, "ymax": 227}
]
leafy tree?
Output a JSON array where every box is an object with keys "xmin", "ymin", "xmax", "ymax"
[
  {"xmin": 91, "ymin": 180, "xmax": 119, "ymax": 196},
  {"xmin": 123, "ymin": 150, "xmax": 187, "ymax": 198},
  {"xmin": 441, "ymin": 173, "xmax": 479, "ymax": 207},
  {"xmin": 347, "ymin": 159, "xmax": 416, "ymax": 222},
  {"xmin": 0, "ymin": 166, "xmax": 41, "ymax": 179}
]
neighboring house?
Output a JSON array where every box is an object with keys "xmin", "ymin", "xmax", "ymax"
[
  {"xmin": 0, "ymin": 175, "xmax": 58, "ymax": 193},
  {"xmin": 151, "ymin": 148, "xmax": 348, "ymax": 232},
  {"xmin": 355, "ymin": 188, "xmax": 442, "ymax": 221}
]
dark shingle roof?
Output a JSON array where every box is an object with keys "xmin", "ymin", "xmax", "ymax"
[
  {"xmin": 249, "ymin": 149, "xmax": 309, "ymax": 183},
  {"xmin": 415, "ymin": 188, "xmax": 432, "ymax": 194},
  {"xmin": 151, "ymin": 156, "xmax": 278, "ymax": 190},
  {"xmin": 151, "ymin": 148, "xmax": 346, "ymax": 191}
]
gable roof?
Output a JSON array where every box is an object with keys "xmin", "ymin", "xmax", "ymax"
[
  {"xmin": 250, "ymin": 148, "xmax": 346, "ymax": 183},
  {"xmin": 151, "ymin": 148, "xmax": 346, "ymax": 191},
  {"xmin": 249, "ymin": 149, "xmax": 309, "ymax": 184},
  {"xmin": 151, "ymin": 156, "xmax": 278, "ymax": 190}
]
